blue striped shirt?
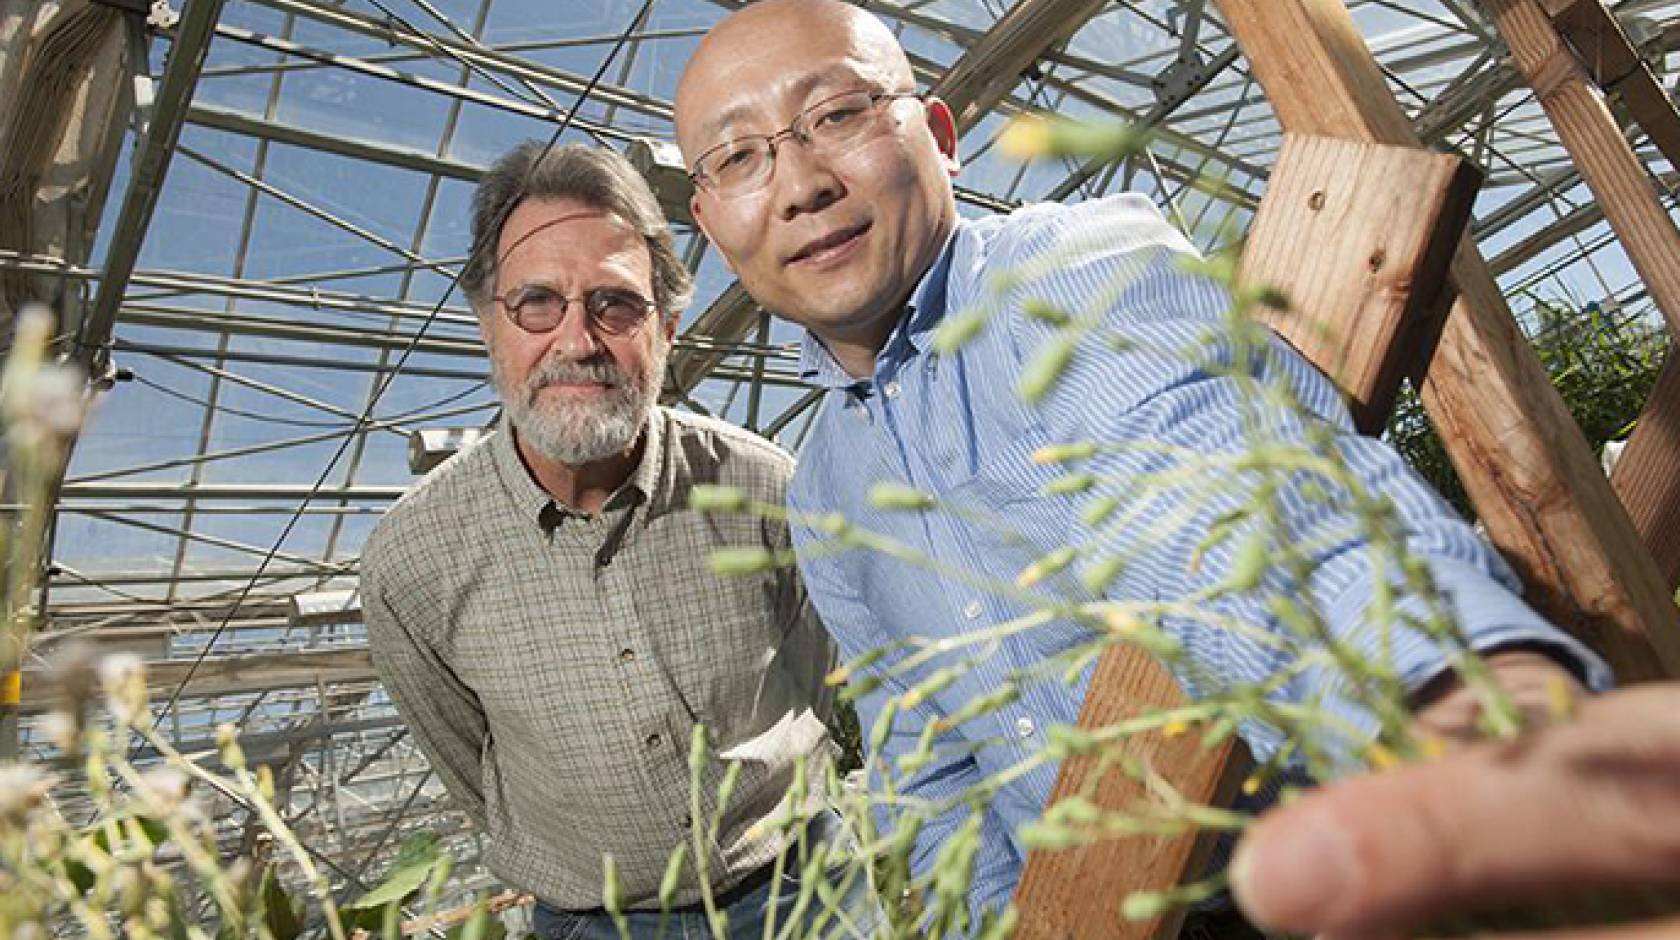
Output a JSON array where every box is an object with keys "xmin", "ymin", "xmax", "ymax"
[{"xmin": 786, "ymin": 195, "xmax": 1611, "ymax": 914}]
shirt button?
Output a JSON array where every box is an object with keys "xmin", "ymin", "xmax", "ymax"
[
  {"xmin": 1015, "ymin": 716, "xmax": 1036, "ymax": 738},
  {"xmin": 619, "ymin": 648, "xmax": 636, "ymax": 663},
  {"xmin": 963, "ymin": 600, "xmax": 983, "ymax": 620},
  {"xmin": 882, "ymin": 380, "xmax": 901, "ymax": 399},
  {"xmin": 645, "ymin": 732, "xmax": 662, "ymax": 749}
]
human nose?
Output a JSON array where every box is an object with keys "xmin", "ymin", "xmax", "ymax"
[
  {"xmin": 770, "ymin": 131, "xmax": 844, "ymax": 220},
  {"xmin": 545, "ymin": 297, "xmax": 604, "ymax": 361}
]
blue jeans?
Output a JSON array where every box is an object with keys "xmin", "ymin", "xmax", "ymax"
[{"xmin": 532, "ymin": 811, "xmax": 881, "ymax": 940}]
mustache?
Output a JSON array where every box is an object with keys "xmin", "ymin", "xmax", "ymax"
[{"xmin": 525, "ymin": 356, "xmax": 628, "ymax": 392}]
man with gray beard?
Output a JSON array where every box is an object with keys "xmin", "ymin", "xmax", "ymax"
[{"xmin": 362, "ymin": 142, "xmax": 871, "ymax": 939}]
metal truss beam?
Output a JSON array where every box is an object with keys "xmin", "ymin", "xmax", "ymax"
[
  {"xmin": 79, "ymin": 0, "xmax": 226, "ymax": 377},
  {"xmin": 0, "ymin": 250, "xmax": 482, "ymax": 325},
  {"xmin": 186, "ymin": 103, "xmax": 486, "ymax": 181},
  {"xmin": 243, "ymin": 0, "xmax": 675, "ymax": 124},
  {"xmin": 61, "ymin": 482, "xmax": 408, "ymax": 500},
  {"xmin": 208, "ymin": 22, "xmax": 628, "ymax": 144},
  {"xmin": 18, "ymin": 647, "xmax": 377, "ymax": 713},
  {"xmin": 931, "ymin": 0, "xmax": 1107, "ymax": 131}
]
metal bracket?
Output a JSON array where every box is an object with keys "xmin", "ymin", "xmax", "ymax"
[
  {"xmin": 148, "ymin": 0, "xmax": 179, "ymax": 30},
  {"xmin": 1152, "ymin": 49, "xmax": 1210, "ymax": 106}
]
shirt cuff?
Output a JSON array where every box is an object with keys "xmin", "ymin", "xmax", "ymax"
[
  {"xmin": 1302, "ymin": 555, "xmax": 1616, "ymax": 766},
  {"xmin": 1364, "ymin": 555, "xmax": 1614, "ymax": 692}
]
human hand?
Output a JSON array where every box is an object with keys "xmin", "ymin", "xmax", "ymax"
[
  {"xmin": 1229, "ymin": 683, "xmax": 1680, "ymax": 938},
  {"xmin": 1407, "ymin": 647, "xmax": 1585, "ymax": 745}
]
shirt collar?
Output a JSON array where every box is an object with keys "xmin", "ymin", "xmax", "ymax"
[
  {"xmin": 796, "ymin": 223, "xmax": 962, "ymax": 389},
  {"xmin": 489, "ymin": 409, "xmax": 670, "ymax": 530}
]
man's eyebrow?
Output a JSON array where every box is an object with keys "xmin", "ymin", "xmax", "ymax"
[{"xmin": 695, "ymin": 65, "xmax": 871, "ymax": 146}]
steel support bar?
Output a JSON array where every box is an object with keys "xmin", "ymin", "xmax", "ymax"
[
  {"xmin": 1045, "ymin": 45, "xmax": 1246, "ymax": 203},
  {"xmin": 61, "ymin": 482, "xmax": 410, "ymax": 500},
  {"xmin": 79, "ymin": 0, "xmax": 227, "ymax": 376},
  {"xmin": 18, "ymin": 647, "xmax": 377, "ymax": 713},
  {"xmin": 930, "ymin": 0, "xmax": 1106, "ymax": 131},
  {"xmin": 0, "ymin": 250, "xmax": 481, "ymax": 325},
  {"xmin": 244, "ymin": 0, "xmax": 674, "ymax": 123},
  {"xmin": 185, "ymin": 103, "xmax": 486, "ymax": 181},
  {"xmin": 208, "ymin": 22, "xmax": 628, "ymax": 143}
]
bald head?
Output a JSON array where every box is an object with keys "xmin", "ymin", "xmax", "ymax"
[
  {"xmin": 674, "ymin": 0, "xmax": 915, "ymax": 157},
  {"xmin": 674, "ymin": 0, "xmax": 960, "ymax": 374}
]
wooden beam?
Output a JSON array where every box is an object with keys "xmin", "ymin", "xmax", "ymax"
[
  {"xmin": 1241, "ymin": 136, "xmax": 1482, "ymax": 432},
  {"xmin": 1612, "ymin": 352, "xmax": 1680, "ymax": 588},
  {"xmin": 1213, "ymin": 0, "xmax": 1680, "ymax": 682},
  {"xmin": 1484, "ymin": 0, "xmax": 1680, "ymax": 341},
  {"xmin": 1539, "ymin": 0, "xmax": 1680, "ymax": 173},
  {"xmin": 1012, "ymin": 655, "xmax": 1246, "ymax": 940},
  {"xmin": 1483, "ymin": 0, "xmax": 1680, "ymax": 594},
  {"xmin": 1013, "ymin": 133, "xmax": 1483, "ymax": 939}
]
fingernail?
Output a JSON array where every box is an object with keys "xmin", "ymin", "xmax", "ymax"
[{"xmin": 1230, "ymin": 817, "xmax": 1355, "ymax": 930}]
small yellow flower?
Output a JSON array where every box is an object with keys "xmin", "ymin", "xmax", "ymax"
[
  {"xmin": 1241, "ymin": 774, "xmax": 1264, "ymax": 796},
  {"xmin": 1363, "ymin": 743, "xmax": 1402, "ymax": 770},
  {"xmin": 997, "ymin": 115, "xmax": 1053, "ymax": 160},
  {"xmin": 1101, "ymin": 608, "xmax": 1140, "ymax": 635},
  {"xmin": 1546, "ymin": 673, "xmax": 1579, "ymax": 721},
  {"xmin": 1162, "ymin": 719, "xmax": 1192, "ymax": 738}
]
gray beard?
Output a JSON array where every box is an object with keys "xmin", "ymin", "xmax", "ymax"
[{"xmin": 495, "ymin": 342, "xmax": 667, "ymax": 466}]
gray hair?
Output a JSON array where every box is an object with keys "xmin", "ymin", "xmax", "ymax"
[{"xmin": 461, "ymin": 141, "xmax": 694, "ymax": 319}]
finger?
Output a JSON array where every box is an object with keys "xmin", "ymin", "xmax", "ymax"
[{"xmin": 1229, "ymin": 686, "xmax": 1680, "ymax": 936}]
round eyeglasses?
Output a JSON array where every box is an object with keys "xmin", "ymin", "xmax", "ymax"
[
  {"xmin": 493, "ymin": 285, "xmax": 657, "ymax": 335},
  {"xmin": 688, "ymin": 89, "xmax": 921, "ymax": 198}
]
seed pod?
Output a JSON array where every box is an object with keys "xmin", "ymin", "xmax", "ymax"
[{"xmin": 687, "ymin": 485, "xmax": 749, "ymax": 512}]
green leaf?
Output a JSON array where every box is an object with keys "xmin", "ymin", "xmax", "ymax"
[
  {"xmin": 84, "ymin": 809, "xmax": 170, "ymax": 854},
  {"xmin": 258, "ymin": 866, "xmax": 304, "ymax": 940},
  {"xmin": 705, "ymin": 546, "xmax": 786, "ymax": 576},
  {"xmin": 347, "ymin": 831, "xmax": 444, "ymax": 911},
  {"xmin": 64, "ymin": 858, "xmax": 96, "ymax": 894}
]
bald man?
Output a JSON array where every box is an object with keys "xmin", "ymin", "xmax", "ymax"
[{"xmin": 674, "ymin": 0, "xmax": 1632, "ymax": 933}]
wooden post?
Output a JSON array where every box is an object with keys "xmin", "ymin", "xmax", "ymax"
[
  {"xmin": 1482, "ymin": 0, "xmax": 1680, "ymax": 340},
  {"xmin": 1011, "ymin": 136, "xmax": 1483, "ymax": 939},
  {"xmin": 1242, "ymin": 137, "xmax": 1483, "ymax": 432},
  {"xmin": 1012, "ymin": 655, "xmax": 1246, "ymax": 940},
  {"xmin": 1212, "ymin": 0, "xmax": 1680, "ymax": 682},
  {"xmin": 1480, "ymin": 0, "xmax": 1680, "ymax": 590},
  {"xmin": 1612, "ymin": 353, "xmax": 1680, "ymax": 588}
]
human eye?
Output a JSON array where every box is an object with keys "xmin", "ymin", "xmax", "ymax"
[
  {"xmin": 809, "ymin": 93, "xmax": 875, "ymax": 133},
  {"xmin": 587, "ymin": 288, "xmax": 651, "ymax": 331},
  {"xmin": 508, "ymin": 285, "xmax": 558, "ymax": 312},
  {"xmin": 706, "ymin": 141, "xmax": 766, "ymax": 181}
]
